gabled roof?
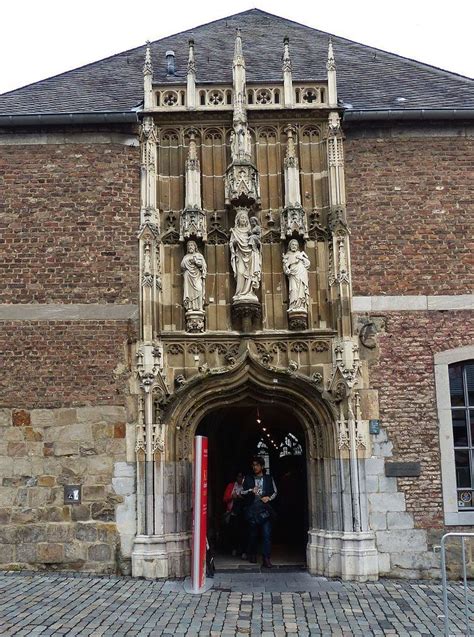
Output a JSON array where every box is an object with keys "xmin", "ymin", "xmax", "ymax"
[{"xmin": 0, "ymin": 9, "xmax": 473, "ymax": 117}]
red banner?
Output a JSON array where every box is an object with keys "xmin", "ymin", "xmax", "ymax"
[{"xmin": 191, "ymin": 435, "xmax": 208, "ymax": 592}]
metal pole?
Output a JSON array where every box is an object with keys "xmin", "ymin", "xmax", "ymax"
[
  {"xmin": 462, "ymin": 536, "xmax": 471, "ymax": 637},
  {"xmin": 441, "ymin": 533, "xmax": 449, "ymax": 637}
]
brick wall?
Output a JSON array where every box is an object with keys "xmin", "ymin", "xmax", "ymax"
[
  {"xmin": 0, "ymin": 321, "xmax": 134, "ymax": 409},
  {"xmin": 345, "ymin": 134, "xmax": 474, "ymax": 296},
  {"xmin": 363, "ymin": 310, "xmax": 474, "ymax": 530},
  {"xmin": 0, "ymin": 143, "xmax": 139, "ymax": 303}
]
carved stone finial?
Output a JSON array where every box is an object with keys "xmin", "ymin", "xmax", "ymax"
[
  {"xmin": 187, "ymin": 39, "xmax": 196, "ymax": 75},
  {"xmin": 143, "ymin": 41, "xmax": 153, "ymax": 77},
  {"xmin": 327, "ymin": 38, "xmax": 338, "ymax": 107},
  {"xmin": 282, "ymin": 36, "xmax": 294, "ymax": 107},
  {"xmin": 327, "ymin": 38, "xmax": 336, "ymax": 71},
  {"xmin": 143, "ymin": 42, "xmax": 154, "ymax": 110},
  {"xmin": 232, "ymin": 28, "xmax": 247, "ymax": 125},
  {"xmin": 234, "ymin": 28, "xmax": 245, "ymax": 66},
  {"xmin": 187, "ymin": 39, "xmax": 196, "ymax": 108}
]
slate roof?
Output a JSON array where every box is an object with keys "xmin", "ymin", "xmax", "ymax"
[{"xmin": 0, "ymin": 9, "xmax": 473, "ymax": 116}]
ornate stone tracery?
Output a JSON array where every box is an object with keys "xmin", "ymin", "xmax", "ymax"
[{"xmin": 132, "ymin": 32, "xmax": 378, "ymax": 583}]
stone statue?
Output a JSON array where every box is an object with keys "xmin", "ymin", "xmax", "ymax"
[
  {"xmin": 229, "ymin": 209, "xmax": 262, "ymax": 302},
  {"xmin": 283, "ymin": 239, "xmax": 310, "ymax": 312},
  {"xmin": 181, "ymin": 240, "xmax": 206, "ymax": 312}
]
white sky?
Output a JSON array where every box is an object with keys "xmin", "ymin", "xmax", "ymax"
[{"xmin": 1, "ymin": 0, "xmax": 473, "ymax": 95}]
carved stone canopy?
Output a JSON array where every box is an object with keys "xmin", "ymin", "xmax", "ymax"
[
  {"xmin": 281, "ymin": 204, "xmax": 308, "ymax": 240},
  {"xmin": 225, "ymin": 161, "xmax": 261, "ymax": 208},
  {"xmin": 179, "ymin": 207, "xmax": 207, "ymax": 242}
]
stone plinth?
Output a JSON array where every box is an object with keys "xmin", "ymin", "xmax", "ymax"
[
  {"xmin": 307, "ymin": 529, "xmax": 379, "ymax": 582},
  {"xmin": 131, "ymin": 532, "xmax": 191, "ymax": 579}
]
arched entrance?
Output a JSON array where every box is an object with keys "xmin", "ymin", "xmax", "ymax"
[
  {"xmin": 131, "ymin": 349, "xmax": 379, "ymax": 581},
  {"xmin": 197, "ymin": 403, "xmax": 308, "ymax": 568}
]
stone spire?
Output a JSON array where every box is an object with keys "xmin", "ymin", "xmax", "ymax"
[
  {"xmin": 143, "ymin": 41, "xmax": 153, "ymax": 110},
  {"xmin": 282, "ymin": 37, "xmax": 294, "ymax": 107},
  {"xmin": 180, "ymin": 129, "xmax": 206, "ymax": 243},
  {"xmin": 327, "ymin": 38, "xmax": 338, "ymax": 108},
  {"xmin": 232, "ymin": 29, "xmax": 247, "ymax": 128},
  {"xmin": 186, "ymin": 39, "xmax": 196, "ymax": 109},
  {"xmin": 184, "ymin": 131, "xmax": 201, "ymax": 209},
  {"xmin": 281, "ymin": 125, "xmax": 307, "ymax": 240},
  {"xmin": 225, "ymin": 28, "xmax": 260, "ymax": 208}
]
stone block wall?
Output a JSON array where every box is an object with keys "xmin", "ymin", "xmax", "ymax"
[
  {"xmin": 0, "ymin": 406, "xmax": 136, "ymax": 574},
  {"xmin": 345, "ymin": 129, "xmax": 474, "ymax": 296}
]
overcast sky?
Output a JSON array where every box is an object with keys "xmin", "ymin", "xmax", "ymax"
[{"xmin": 1, "ymin": 0, "xmax": 473, "ymax": 95}]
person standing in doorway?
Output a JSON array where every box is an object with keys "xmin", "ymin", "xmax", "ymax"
[
  {"xmin": 223, "ymin": 471, "xmax": 245, "ymax": 557},
  {"xmin": 242, "ymin": 456, "xmax": 277, "ymax": 568}
]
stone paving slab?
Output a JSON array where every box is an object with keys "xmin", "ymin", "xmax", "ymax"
[{"xmin": 0, "ymin": 571, "xmax": 472, "ymax": 636}]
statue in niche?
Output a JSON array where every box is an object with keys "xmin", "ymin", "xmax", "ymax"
[
  {"xmin": 181, "ymin": 240, "xmax": 207, "ymax": 313},
  {"xmin": 283, "ymin": 239, "xmax": 310, "ymax": 312},
  {"xmin": 229, "ymin": 209, "xmax": 261, "ymax": 302}
]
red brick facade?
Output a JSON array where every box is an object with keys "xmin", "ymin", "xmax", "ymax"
[
  {"xmin": 345, "ymin": 132, "xmax": 474, "ymax": 296},
  {"xmin": 365, "ymin": 310, "xmax": 474, "ymax": 530},
  {"xmin": 0, "ymin": 142, "xmax": 139, "ymax": 304},
  {"xmin": 0, "ymin": 320, "xmax": 134, "ymax": 409}
]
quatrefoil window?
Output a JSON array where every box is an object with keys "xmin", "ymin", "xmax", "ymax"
[
  {"xmin": 163, "ymin": 92, "xmax": 178, "ymax": 106},
  {"xmin": 256, "ymin": 89, "xmax": 272, "ymax": 104},
  {"xmin": 208, "ymin": 91, "xmax": 224, "ymax": 105},
  {"xmin": 302, "ymin": 89, "xmax": 318, "ymax": 104}
]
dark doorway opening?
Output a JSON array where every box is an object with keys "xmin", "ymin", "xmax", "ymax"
[{"xmin": 196, "ymin": 404, "xmax": 308, "ymax": 570}]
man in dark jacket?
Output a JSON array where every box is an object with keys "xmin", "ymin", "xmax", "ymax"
[{"xmin": 241, "ymin": 456, "xmax": 277, "ymax": 568}]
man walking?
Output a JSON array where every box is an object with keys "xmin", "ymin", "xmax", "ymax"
[{"xmin": 242, "ymin": 456, "xmax": 277, "ymax": 568}]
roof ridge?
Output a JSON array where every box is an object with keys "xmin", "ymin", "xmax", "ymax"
[{"xmin": 1, "ymin": 7, "xmax": 472, "ymax": 99}]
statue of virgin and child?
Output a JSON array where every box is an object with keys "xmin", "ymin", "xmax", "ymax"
[{"xmin": 229, "ymin": 209, "xmax": 262, "ymax": 303}]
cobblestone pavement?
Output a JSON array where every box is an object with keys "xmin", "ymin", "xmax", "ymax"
[{"xmin": 0, "ymin": 571, "xmax": 472, "ymax": 636}]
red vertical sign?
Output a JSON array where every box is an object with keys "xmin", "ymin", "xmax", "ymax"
[{"xmin": 191, "ymin": 435, "xmax": 208, "ymax": 593}]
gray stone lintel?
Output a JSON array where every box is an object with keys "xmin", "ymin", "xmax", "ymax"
[
  {"xmin": 0, "ymin": 304, "xmax": 138, "ymax": 321},
  {"xmin": 353, "ymin": 294, "xmax": 474, "ymax": 312}
]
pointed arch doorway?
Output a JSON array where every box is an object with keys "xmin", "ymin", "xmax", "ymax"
[
  {"xmin": 132, "ymin": 351, "xmax": 379, "ymax": 581},
  {"xmin": 196, "ymin": 403, "xmax": 308, "ymax": 569}
]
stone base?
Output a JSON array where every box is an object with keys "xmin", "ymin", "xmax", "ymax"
[
  {"xmin": 307, "ymin": 529, "xmax": 379, "ymax": 582},
  {"xmin": 231, "ymin": 298, "xmax": 261, "ymax": 331},
  {"xmin": 288, "ymin": 310, "xmax": 308, "ymax": 331},
  {"xmin": 185, "ymin": 310, "xmax": 205, "ymax": 333},
  {"xmin": 131, "ymin": 533, "xmax": 191, "ymax": 579}
]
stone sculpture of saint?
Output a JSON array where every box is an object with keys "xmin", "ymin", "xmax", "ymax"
[
  {"xmin": 229, "ymin": 209, "xmax": 261, "ymax": 302},
  {"xmin": 282, "ymin": 239, "xmax": 310, "ymax": 311},
  {"xmin": 181, "ymin": 240, "xmax": 207, "ymax": 312}
]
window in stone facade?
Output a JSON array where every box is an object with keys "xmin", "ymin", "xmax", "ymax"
[
  {"xmin": 449, "ymin": 360, "xmax": 474, "ymax": 509},
  {"xmin": 435, "ymin": 346, "xmax": 474, "ymax": 525}
]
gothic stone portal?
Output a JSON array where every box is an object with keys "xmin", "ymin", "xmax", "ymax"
[{"xmin": 131, "ymin": 357, "xmax": 378, "ymax": 581}]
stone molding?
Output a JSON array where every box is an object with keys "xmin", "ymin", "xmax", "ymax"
[
  {"xmin": 353, "ymin": 294, "xmax": 474, "ymax": 312},
  {"xmin": 0, "ymin": 133, "xmax": 139, "ymax": 146},
  {"xmin": 0, "ymin": 304, "xmax": 138, "ymax": 320},
  {"xmin": 435, "ymin": 344, "xmax": 474, "ymax": 526}
]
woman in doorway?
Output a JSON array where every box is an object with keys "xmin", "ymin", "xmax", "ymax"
[
  {"xmin": 242, "ymin": 456, "xmax": 277, "ymax": 568},
  {"xmin": 223, "ymin": 472, "xmax": 245, "ymax": 557}
]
